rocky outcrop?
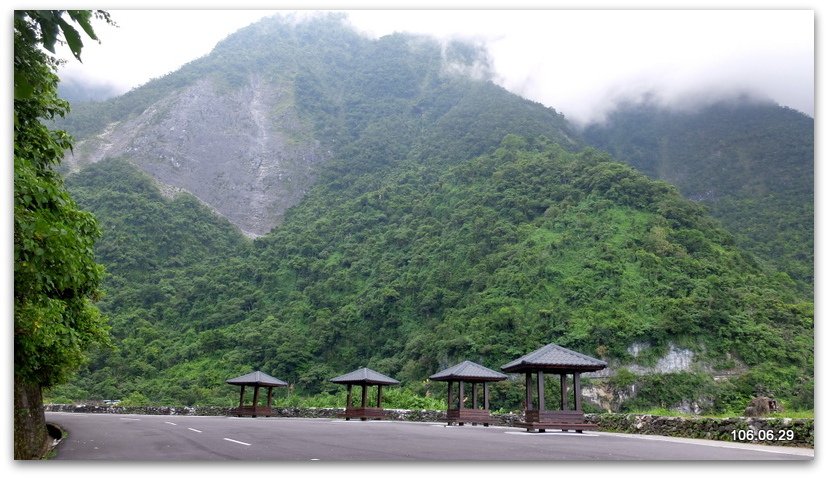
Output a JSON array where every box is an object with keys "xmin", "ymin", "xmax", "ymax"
[
  {"xmin": 66, "ymin": 75, "xmax": 329, "ymax": 237},
  {"xmin": 744, "ymin": 396, "xmax": 783, "ymax": 417},
  {"xmin": 625, "ymin": 342, "xmax": 697, "ymax": 374}
]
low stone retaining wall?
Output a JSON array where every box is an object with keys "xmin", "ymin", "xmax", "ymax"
[
  {"xmin": 45, "ymin": 404, "xmax": 812, "ymax": 448},
  {"xmin": 46, "ymin": 403, "xmax": 230, "ymax": 416},
  {"xmin": 44, "ymin": 404, "xmax": 445, "ymax": 420}
]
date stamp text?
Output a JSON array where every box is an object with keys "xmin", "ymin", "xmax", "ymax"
[{"xmin": 731, "ymin": 429, "xmax": 794, "ymax": 441}]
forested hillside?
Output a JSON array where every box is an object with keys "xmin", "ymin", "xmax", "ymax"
[
  {"xmin": 582, "ymin": 100, "xmax": 813, "ymax": 295},
  {"xmin": 50, "ymin": 14, "xmax": 813, "ymax": 414},
  {"xmin": 57, "ymin": 138, "xmax": 813, "ymax": 412}
]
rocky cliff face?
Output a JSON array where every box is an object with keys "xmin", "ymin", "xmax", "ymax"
[{"xmin": 65, "ymin": 75, "xmax": 328, "ymax": 237}]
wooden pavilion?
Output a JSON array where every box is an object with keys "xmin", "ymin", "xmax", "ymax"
[
  {"xmin": 226, "ymin": 370, "xmax": 288, "ymax": 417},
  {"xmin": 501, "ymin": 343, "xmax": 607, "ymax": 432},
  {"xmin": 330, "ymin": 367, "xmax": 400, "ymax": 421},
  {"xmin": 430, "ymin": 360, "xmax": 507, "ymax": 427}
]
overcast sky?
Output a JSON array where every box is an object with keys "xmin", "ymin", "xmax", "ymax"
[
  {"xmin": 46, "ymin": 5, "xmax": 815, "ymax": 125},
  {"xmin": 2, "ymin": 5, "xmax": 823, "ymax": 470}
]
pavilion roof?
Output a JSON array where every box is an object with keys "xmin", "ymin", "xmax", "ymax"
[
  {"xmin": 226, "ymin": 370, "xmax": 288, "ymax": 387},
  {"xmin": 330, "ymin": 367, "xmax": 400, "ymax": 385},
  {"xmin": 429, "ymin": 360, "xmax": 507, "ymax": 382},
  {"xmin": 501, "ymin": 343, "xmax": 608, "ymax": 373}
]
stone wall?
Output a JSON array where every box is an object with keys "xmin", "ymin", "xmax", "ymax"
[
  {"xmin": 45, "ymin": 404, "xmax": 812, "ymax": 448},
  {"xmin": 585, "ymin": 413, "xmax": 813, "ymax": 448},
  {"xmin": 44, "ymin": 403, "xmax": 455, "ymax": 422}
]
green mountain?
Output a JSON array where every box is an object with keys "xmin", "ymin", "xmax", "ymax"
[
  {"xmin": 50, "ymin": 14, "xmax": 813, "ymax": 413},
  {"xmin": 56, "ymin": 14, "xmax": 577, "ymax": 236},
  {"xmin": 582, "ymin": 99, "xmax": 813, "ymax": 295}
]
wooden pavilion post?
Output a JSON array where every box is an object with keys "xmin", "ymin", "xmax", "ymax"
[
  {"xmin": 266, "ymin": 386, "xmax": 274, "ymax": 409},
  {"xmin": 537, "ymin": 371, "xmax": 545, "ymax": 413},
  {"xmin": 252, "ymin": 385, "xmax": 261, "ymax": 416},
  {"xmin": 560, "ymin": 374, "xmax": 568, "ymax": 411},
  {"xmin": 344, "ymin": 384, "xmax": 352, "ymax": 421},
  {"xmin": 360, "ymin": 384, "xmax": 368, "ymax": 420},
  {"xmin": 377, "ymin": 385, "xmax": 383, "ymax": 408},
  {"xmin": 574, "ymin": 372, "xmax": 582, "ymax": 411},
  {"xmin": 484, "ymin": 383, "xmax": 490, "ymax": 410},
  {"xmin": 238, "ymin": 385, "xmax": 245, "ymax": 410},
  {"xmin": 472, "ymin": 383, "xmax": 478, "ymax": 409},
  {"xmin": 525, "ymin": 372, "xmax": 533, "ymax": 410},
  {"xmin": 458, "ymin": 381, "xmax": 465, "ymax": 425},
  {"xmin": 447, "ymin": 380, "xmax": 454, "ymax": 410}
]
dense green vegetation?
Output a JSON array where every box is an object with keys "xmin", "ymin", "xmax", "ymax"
[
  {"xmin": 54, "ymin": 137, "xmax": 812, "ymax": 413},
  {"xmin": 14, "ymin": 10, "xmax": 109, "ymax": 388},
  {"xmin": 14, "ymin": 10, "xmax": 113, "ymax": 459},
  {"xmin": 49, "ymin": 15, "xmax": 813, "ymax": 415},
  {"xmin": 582, "ymin": 99, "xmax": 813, "ymax": 296}
]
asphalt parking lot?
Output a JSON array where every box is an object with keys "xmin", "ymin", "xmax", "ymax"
[{"xmin": 46, "ymin": 412, "xmax": 814, "ymax": 461}]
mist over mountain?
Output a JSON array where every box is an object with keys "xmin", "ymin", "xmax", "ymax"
[
  {"xmin": 51, "ymin": 14, "xmax": 813, "ymax": 413},
  {"xmin": 57, "ymin": 76, "xmax": 121, "ymax": 103}
]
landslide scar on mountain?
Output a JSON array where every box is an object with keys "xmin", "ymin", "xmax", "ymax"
[{"xmin": 67, "ymin": 75, "xmax": 329, "ymax": 237}]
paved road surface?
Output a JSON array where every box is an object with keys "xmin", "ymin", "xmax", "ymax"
[{"xmin": 46, "ymin": 412, "xmax": 813, "ymax": 461}]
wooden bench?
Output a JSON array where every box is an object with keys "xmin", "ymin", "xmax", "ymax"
[
  {"xmin": 518, "ymin": 410, "xmax": 596, "ymax": 433},
  {"xmin": 446, "ymin": 408, "xmax": 498, "ymax": 427},
  {"xmin": 337, "ymin": 407, "xmax": 388, "ymax": 421},
  {"xmin": 516, "ymin": 421, "xmax": 598, "ymax": 433}
]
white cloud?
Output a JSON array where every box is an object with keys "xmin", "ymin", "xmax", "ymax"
[{"xmin": 347, "ymin": 10, "xmax": 814, "ymax": 124}]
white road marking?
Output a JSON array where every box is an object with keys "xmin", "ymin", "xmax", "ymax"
[
  {"xmin": 119, "ymin": 418, "xmax": 140, "ymax": 421},
  {"xmin": 223, "ymin": 438, "xmax": 252, "ymax": 446},
  {"xmin": 310, "ymin": 458, "xmax": 320, "ymax": 461},
  {"xmin": 164, "ymin": 421, "xmax": 177, "ymax": 426},
  {"xmin": 188, "ymin": 428, "xmax": 202, "ymax": 433}
]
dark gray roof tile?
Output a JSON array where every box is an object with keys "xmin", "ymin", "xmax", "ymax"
[
  {"xmin": 501, "ymin": 343, "xmax": 607, "ymax": 372},
  {"xmin": 226, "ymin": 370, "xmax": 288, "ymax": 387},
  {"xmin": 330, "ymin": 367, "xmax": 400, "ymax": 385},
  {"xmin": 430, "ymin": 360, "xmax": 507, "ymax": 382}
]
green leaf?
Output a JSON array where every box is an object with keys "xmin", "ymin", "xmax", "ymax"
[
  {"xmin": 57, "ymin": 18, "xmax": 84, "ymax": 62},
  {"xmin": 13, "ymin": 71, "xmax": 35, "ymax": 99},
  {"xmin": 67, "ymin": 10, "xmax": 98, "ymax": 41},
  {"xmin": 37, "ymin": 12, "xmax": 60, "ymax": 54}
]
